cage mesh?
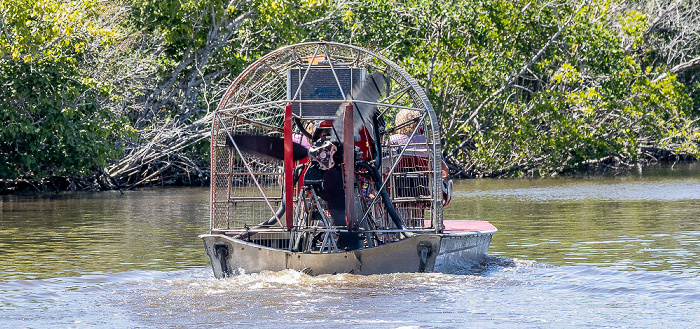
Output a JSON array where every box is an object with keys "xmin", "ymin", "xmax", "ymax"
[{"xmin": 211, "ymin": 42, "xmax": 441, "ymax": 233}]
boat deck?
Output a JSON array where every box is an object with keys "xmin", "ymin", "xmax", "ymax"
[
  {"xmin": 443, "ymin": 220, "xmax": 497, "ymax": 234},
  {"xmin": 210, "ymin": 220, "xmax": 497, "ymax": 236}
]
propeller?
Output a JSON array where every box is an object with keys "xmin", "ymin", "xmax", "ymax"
[
  {"xmin": 225, "ymin": 134, "xmax": 308, "ymax": 162},
  {"xmin": 330, "ymin": 72, "xmax": 389, "ymax": 145},
  {"xmin": 225, "ymin": 72, "xmax": 389, "ymax": 234},
  {"xmin": 226, "ymin": 71, "xmax": 388, "ymax": 161}
]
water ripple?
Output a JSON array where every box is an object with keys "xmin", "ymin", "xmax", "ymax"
[{"xmin": 454, "ymin": 179, "xmax": 700, "ymax": 202}]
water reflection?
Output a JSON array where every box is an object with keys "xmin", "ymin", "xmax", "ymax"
[
  {"xmin": 445, "ymin": 164, "xmax": 700, "ymax": 276},
  {"xmin": 0, "ymin": 188, "xmax": 210, "ymax": 281},
  {"xmin": 1, "ymin": 169, "xmax": 699, "ymax": 327},
  {"xmin": 455, "ymin": 180, "xmax": 700, "ymax": 201},
  {"xmin": 1, "ymin": 166, "xmax": 699, "ymax": 281}
]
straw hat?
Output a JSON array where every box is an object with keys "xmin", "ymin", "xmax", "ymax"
[{"xmin": 395, "ymin": 109, "xmax": 421, "ymax": 134}]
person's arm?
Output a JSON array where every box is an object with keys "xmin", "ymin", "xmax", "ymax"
[{"xmin": 441, "ymin": 159, "xmax": 448, "ymax": 179}]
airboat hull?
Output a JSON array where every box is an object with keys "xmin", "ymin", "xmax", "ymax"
[{"xmin": 200, "ymin": 220, "xmax": 496, "ymax": 277}]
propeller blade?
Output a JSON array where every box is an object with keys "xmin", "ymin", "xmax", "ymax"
[
  {"xmin": 226, "ymin": 134, "xmax": 308, "ymax": 162},
  {"xmin": 318, "ymin": 167, "xmax": 363, "ymax": 249},
  {"xmin": 317, "ymin": 166, "xmax": 346, "ymax": 227},
  {"xmin": 332, "ymin": 72, "xmax": 389, "ymax": 143}
]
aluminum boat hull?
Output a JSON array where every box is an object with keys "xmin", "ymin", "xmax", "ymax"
[{"xmin": 200, "ymin": 220, "xmax": 496, "ymax": 277}]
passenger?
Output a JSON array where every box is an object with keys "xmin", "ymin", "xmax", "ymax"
[
  {"xmin": 292, "ymin": 121, "xmax": 316, "ymax": 149},
  {"xmin": 390, "ymin": 109, "xmax": 453, "ymax": 212},
  {"xmin": 390, "ymin": 109, "xmax": 448, "ymax": 179}
]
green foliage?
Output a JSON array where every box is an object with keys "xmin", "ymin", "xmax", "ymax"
[
  {"xmin": 130, "ymin": 0, "xmax": 232, "ymax": 54},
  {"xmin": 128, "ymin": 0, "xmax": 334, "ymax": 68},
  {"xmin": 0, "ymin": 0, "xmax": 112, "ymax": 62},
  {"xmin": 2, "ymin": 0, "xmax": 698, "ymax": 184},
  {"xmin": 119, "ymin": 0, "xmax": 337, "ymax": 128},
  {"xmin": 0, "ymin": 0, "xmax": 130, "ymax": 179},
  {"xmin": 341, "ymin": 0, "xmax": 699, "ymax": 177}
]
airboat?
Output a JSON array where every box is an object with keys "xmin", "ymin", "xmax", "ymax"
[{"xmin": 200, "ymin": 42, "xmax": 496, "ymax": 277}]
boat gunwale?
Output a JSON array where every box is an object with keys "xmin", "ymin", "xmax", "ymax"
[{"xmin": 200, "ymin": 230, "xmax": 495, "ymax": 255}]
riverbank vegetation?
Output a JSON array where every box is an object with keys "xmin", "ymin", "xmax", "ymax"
[{"xmin": 2, "ymin": 0, "xmax": 699, "ymax": 193}]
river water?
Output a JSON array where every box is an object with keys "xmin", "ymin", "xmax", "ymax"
[{"xmin": 1, "ymin": 165, "xmax": 699, "ymax": 328}]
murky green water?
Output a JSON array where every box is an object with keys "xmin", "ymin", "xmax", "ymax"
[
  {"xmin": 445, "ymin": 164, "xmax": 700, "ymax": 276},
  {"xmin": 0, "ymin": 189, "xmax": 209, "ymax": 281},
  {"xmin": 1, "ymin": 164, "xmax": 699, "ymax": 327}
]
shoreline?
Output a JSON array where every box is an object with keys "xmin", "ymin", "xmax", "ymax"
[{"xmin": 2, "ymin": 161, "xmax": 696, "ymax": 196}]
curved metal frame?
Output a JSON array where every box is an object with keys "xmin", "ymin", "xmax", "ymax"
[{"xmin": 210, "ymin": 42, "xmax": 444, "ymax": 242}]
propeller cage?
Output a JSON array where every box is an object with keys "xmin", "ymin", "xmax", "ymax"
[{"xmin": 210, "ymin": 42, "xmax": 445, "ymax": 252}]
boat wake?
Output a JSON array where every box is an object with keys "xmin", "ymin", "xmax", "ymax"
[{"xmin": 6, "ymin": 258, "xmax": 697, "ymax": 328}]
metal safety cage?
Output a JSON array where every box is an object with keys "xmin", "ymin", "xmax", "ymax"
[{"xmin": 210, "ymin": 42, "xmax": 445, "ymax": 241}]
